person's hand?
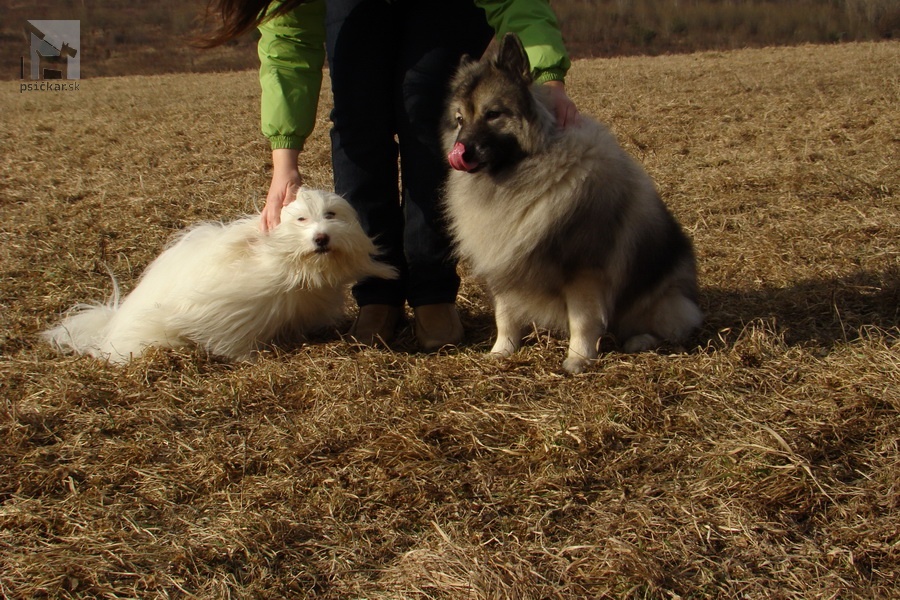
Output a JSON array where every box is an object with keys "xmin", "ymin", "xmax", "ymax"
[
  {"xmin": 261, "ymin": 148, "xmax": 302, "ymax": 232},
  {"xmin": 543, "ymin": 80, "xmax": 580, "ymax": 129}
]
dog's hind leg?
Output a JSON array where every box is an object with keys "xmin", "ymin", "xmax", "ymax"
[
  {"xmin": 619, "ymin": 289, "xmax": 703, "ymax": 353},
  {"xmin": 653, "ymin": 291, "xmax": 703, "ymax": 347},
  {"xmin": 562, "ymin": 275, "xmax": 609, "ymax": 374},
  {"xmin": 489, "ymin": 292, "xmax": 525, "ymax": 358}
]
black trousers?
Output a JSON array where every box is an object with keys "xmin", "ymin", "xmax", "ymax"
[{"xmin": 325, "ymin": 0, "xmax": 493, "ymax": 307}]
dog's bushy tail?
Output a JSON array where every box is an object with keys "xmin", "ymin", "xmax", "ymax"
[{"xmin": 42, "ymin": 270, "xmax": 121, "ymax": 359}]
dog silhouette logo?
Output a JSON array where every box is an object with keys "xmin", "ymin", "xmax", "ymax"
[{"xmin": 24, "ymin": 20, "xmax": 80, "ymax": 80}]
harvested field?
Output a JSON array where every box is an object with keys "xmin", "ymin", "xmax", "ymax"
[{"xmin": 1, "ymin": 42, "xmax": 898, "ymax": 598}]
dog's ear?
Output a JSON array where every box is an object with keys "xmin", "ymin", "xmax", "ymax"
[{"xmin": 495, "ymin": 32, "xmax": 531, "ymax": 84}]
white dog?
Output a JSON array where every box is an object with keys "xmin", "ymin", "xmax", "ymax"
[{"xmin": 43, "ymin": 188, "xmax": 397, "ymax": 363}]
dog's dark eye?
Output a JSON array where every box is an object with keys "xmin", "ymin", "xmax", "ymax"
[
  {"xmin": 296, "ymin": 216, "xmax": 307, "ymax": 222},
  {"xmin": 455, "ymin": 113, "xmax": 464, "ymax": 126},
  {"xmin": 324, "ymin": 211, "xmax": 336, "ymax": 220},
  {"xmin": 484, "ymin": 110, "xmax": 503, "ymax": 121}
]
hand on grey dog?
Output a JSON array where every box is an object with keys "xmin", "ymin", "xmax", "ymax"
[{"xmin": 543, "ymin": 80, "xmax": 580, "ymax": 128}]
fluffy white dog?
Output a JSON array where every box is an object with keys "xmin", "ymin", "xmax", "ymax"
[{"xmin": 43, "ymin": 188, "xmax": 397, "ymax": 363}]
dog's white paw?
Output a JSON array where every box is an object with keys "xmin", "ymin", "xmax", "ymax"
[
  {"xmin": 489, "ymin": 337, "xmax": 519, "ymax": 357},
  {"xmin": 562, "ymin": 356, "xmax": 590, "ymax": 374},
  {"xmin": 623, "ymin": 333, "xmax": 660, "ymax": 354}
]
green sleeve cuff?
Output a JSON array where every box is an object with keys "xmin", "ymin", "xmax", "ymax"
[
  {"xmin": 534, "ymin": 68, "xmax": 566, "ymax": 85},
  {"xmin": 268, "ymin": 135, "xmax": 307, "ymax": 151}
]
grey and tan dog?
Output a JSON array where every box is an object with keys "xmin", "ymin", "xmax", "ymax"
[{"xmin": 442, "ymin": 33, "xmax": 702, "ymax": 373}]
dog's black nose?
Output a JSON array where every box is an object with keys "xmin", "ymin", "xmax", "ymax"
[{"xmin": 314, "ymin": 233, "xmax": 330, "ymax": 250}]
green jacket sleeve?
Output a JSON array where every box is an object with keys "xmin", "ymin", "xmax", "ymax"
[
  {"xmin": 476, "ymin": 0, "xmax": 571, "ymax": 84},
  {"xmin": 257, "ymin": 0, "xmax": 326, "ymax": 150}
]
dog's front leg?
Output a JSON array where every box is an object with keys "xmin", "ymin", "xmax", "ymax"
[
  {"xmin": 562, "ymin": 277, "xmax": 608, "ymax": 374},
  {"xmin": 489, "ymin": 292, "xmax": 524, "ymax": 358}
]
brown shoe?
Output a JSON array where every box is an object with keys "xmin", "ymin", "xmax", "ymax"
[
  {"xmin": 349, "ymin": 304, "xmax": 403, "ymax": 347},
  {"xmin": 414, "ymin": 304, "xmax": 464, "ymax": 352}
]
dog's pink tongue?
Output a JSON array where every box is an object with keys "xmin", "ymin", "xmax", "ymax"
[{"xmin": 448, "ymin": 142, "xmax": 478, "ymax": 172}]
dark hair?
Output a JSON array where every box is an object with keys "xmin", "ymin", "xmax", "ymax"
[{"xmin": 194, "ymin": 0, "xmax": 312, "ymax": 48}]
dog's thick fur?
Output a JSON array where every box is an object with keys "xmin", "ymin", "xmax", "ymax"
[
  {"xmin": 43, "ymin": 188, "xmax": 397, "ymax": 363},
  {"xmin": 442, "ymin": 33, "xmax": 702, "ymax": 373}
]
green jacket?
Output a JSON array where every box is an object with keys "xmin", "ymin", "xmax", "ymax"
[{"xmin": 258, "ymin": 0, "xmax": 570, "ymax": 150}]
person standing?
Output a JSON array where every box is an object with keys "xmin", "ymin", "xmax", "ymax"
[{"xmin": 200, "ymin": 0, "xmax": 575, "ymax": 350}]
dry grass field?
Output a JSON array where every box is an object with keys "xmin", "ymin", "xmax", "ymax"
[{"xmin": 1, "ymin": 41, "xmax": 898, "ymax": 598}]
